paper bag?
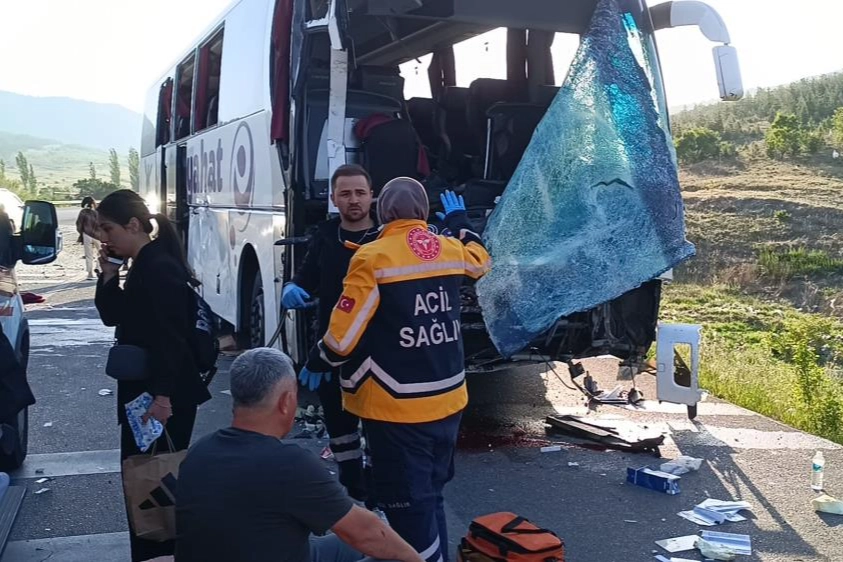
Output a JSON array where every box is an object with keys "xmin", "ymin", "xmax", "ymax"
[{"xmin": 122, "ymin": 443, "xmax": 186, "ymax": 542}]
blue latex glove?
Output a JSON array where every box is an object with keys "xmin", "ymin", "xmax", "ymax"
[
  {"xmin": 282, "ymin": 283, "xmax": 310, "ymax": 309},
  {"xmin": 440, "ymin": 190, "xmax": 465, "ymax": 217},
  {"xmin": 298, "ymin": 367, "xmax": 332, "ymax": 391}
]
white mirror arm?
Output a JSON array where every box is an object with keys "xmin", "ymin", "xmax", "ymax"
[{"xmin": 651, "ymin": 1, "xmax": 731, "ymax": 44}]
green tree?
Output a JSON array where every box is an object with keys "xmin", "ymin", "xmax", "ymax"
[
  {"xmin": 109, "ymin": 148, "xmax": 121, "ymax": 186},
  {"xmin": 73, "ymin": 178, "xmax": 119, "ymax": 200},
  {"xmin": 832, "ymin": 107, "xmax": 843, "ymax": 146},
  {"xmin": 802, "ymin": 130, "xmax": 824, "ymax": 154},
  {"xmin": 89, "ymin": 161, "xmax": 97, "ymax": 180},
  {"xmin": 766, "ymin": 113, "xmax": 803, "ymax": 158},
  {"xmin": 15, "ymin": 152, "xmax": 29, "ymax": 186},
  {"xmin": 128, "ymin": 147, "xmax": 140, "ymax": 190},
  {"xmin": 674, "ymin": 127, "xmax": 722, "ymax": 163},
  {"xmin": 28, "ymin": 164, "xmax": 37, "ymax": 193},
  {"xmin": 0, "ymin": 159, "xmax": 5, "ymax": 180},
  {"xmin": 719, "ymin": 141, "xmax": 738, "ymax": 158}
]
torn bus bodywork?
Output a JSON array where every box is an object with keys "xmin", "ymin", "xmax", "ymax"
[{"xmin": 285, "ymin": 0, "xmax": 742, "ymax": 371}]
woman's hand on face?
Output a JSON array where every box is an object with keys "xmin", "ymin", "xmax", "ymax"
[{"xmin": 98, "ymin": 245, "xmax": 121, "ymax": 279}]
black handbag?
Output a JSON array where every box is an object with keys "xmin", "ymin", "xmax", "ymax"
[{"xmin": 105, "ymin": 344, "xmax": 149, "ymax": 381}]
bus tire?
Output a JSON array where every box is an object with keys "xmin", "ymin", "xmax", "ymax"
[{"xmin": 247, "ymin": 272, "xmax": 265, "ymax": 349}]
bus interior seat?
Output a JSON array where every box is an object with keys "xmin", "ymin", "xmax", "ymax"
[
  {"xmin": 534, "ymin": 85, "xmax": 561, "ymax": 108},
  {"xmin": 484, "ymin": 103, "xmax": 548, "ymax": 181},
  {"xmin": 407, "ymin": 97, "xmax": 440, "ymax": 160},
  {"xmin": 466, "ymin": 78, "xmax": 519, "ymax": 156},
  {"xmin": 435, "ymin": 86, "xmax": 473, "ymax": 183},
  {"xmin": 352, "ymin": 66, "xmax": 405, "ymax": 102},
  {"xmin": 460, "ymin": 178, "xmax": 508, "ymax": 234},
  {"xmin": 354, "ymin": 115, "xmax": 425, "ymax": 195},
  {"xmin": 206, "ymin": 96, "xmax": 219, "ymax": 128},
  {"xmin": 303, "ymin": 89, "xmax": 403, "ymax": 199}
]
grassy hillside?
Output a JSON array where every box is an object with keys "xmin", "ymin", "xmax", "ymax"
[
  {"xmin": 666, "ymin": 150, "xmax": 843, "ymax": 443},
  {"xmin": 0, "ymin": 130, "xmax": 131, "ymax": 198}
]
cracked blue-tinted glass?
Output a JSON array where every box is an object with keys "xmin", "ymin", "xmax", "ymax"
[{"xmin": 476, "ymin": 0, "xmax": 695, "ymax": 358}]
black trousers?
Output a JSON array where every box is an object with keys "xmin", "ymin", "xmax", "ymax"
[
  {"xmin": 120, "ymin": 405, "xmax": 197, "ymax": 562},
  {"xmin": 363, "ymin": 412, "xmax": 462, "ymax": 562},
  {"xmin": 317, "ymin": 372, "xmax": 368, "ymax": 503}
]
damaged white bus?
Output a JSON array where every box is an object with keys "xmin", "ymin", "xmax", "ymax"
[{"xmin": 138, "ymin": 0, "xmax": 742, "ymax": 372}]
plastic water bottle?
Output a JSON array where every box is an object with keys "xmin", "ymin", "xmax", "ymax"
[{"xmin": 811, "ymin": 451, "xmax": 825, "ymax": 491}]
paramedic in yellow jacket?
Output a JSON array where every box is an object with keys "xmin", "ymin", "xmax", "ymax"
[{"xmin": 301, "ymin": 177, "xmax": 490, "ymax": 562}]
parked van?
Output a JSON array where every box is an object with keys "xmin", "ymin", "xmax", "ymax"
[{"xmin": 0, "ymin": 198, "xmax": 61, "ymax": 469}]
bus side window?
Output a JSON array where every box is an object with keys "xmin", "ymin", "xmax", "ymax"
[
  {"xmin": 175, "ymin": 54, "xmax": 197, "ymax": 140},
  {"xmin": 156, "ymin": 78, "xmax": 174, "ymax": 147},
  {"xmin": 196, "ymin": 29, "xmax": 224, "ymax": 132}
]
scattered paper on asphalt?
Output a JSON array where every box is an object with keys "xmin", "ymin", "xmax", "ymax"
[
  {"xmin": 654, "ymin": 556, "xmax": 697, "ymax": 562},
  {"xmin": 655, "ymin": 535, "xmax": 698, "ymax": 553},
  {"xmin": 541, "ymin": 445, "xmax": 562, "ymax": 453},
  {"xmin": 35, "ymin": 478, "xmax": 50, "ymax": 484},
  {"xmin": 124, "ymin": 392, "xmax": 163, "ymax": 452},
  {"xmin": 678, "ymin": 508, "xmax": 725, "ymax": 526},
  {"xmin": 98, "ymin": 389, "xmax": 113, "ymax": 396},
  {"xmin": 697, "ymin": 537, "xmax": 736, "ymax": 560},
  {"xmin": 812, "ymin": 494, "xmax": 843, "ymax": 515},
  {"xmin": 679, "ymin": 499, "xmax": 752, "ymax": 526},
  {"xmin": 34, "ymin": 488, "xmax": 50, "ymax": 495},
  {"xmin": 660, "ymin": 456, "xmax": 703, "ymax": 475},
  {"xmin": 43, "ymin": 422, "xmax": 52, "ymax": 427},
  {"xmin": 699, "ymin": 531, "xmax": 751, "ymax": 556}
]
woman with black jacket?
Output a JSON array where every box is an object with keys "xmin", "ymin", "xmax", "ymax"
[{"xmin": 94, "ymin": 190, "xmax": 210, "ymax": 562}]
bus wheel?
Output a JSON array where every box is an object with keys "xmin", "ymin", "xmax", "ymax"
[{"xmin": 248, "ymin": 273, "xmax": 265, "ymax": 349}]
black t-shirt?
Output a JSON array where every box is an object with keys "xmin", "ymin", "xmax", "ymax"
[
  {"xmin": 291, "ymin": 218, "xmax": 380, "ymax": 336},
  {"xmin": 175, "ymin": 428, "xmax": 354, "ymax": 562}
]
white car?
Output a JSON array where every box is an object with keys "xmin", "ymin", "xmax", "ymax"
[
  {"xmin": 0, "ymin": 198, "xmax": 61, "ymax": 470},
  {"xmin": 0, "ymin": 189, "xmax": 23, "ymax": 235}
]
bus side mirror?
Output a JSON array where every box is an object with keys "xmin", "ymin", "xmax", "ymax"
[
  {"xmin": 713, "ymin": 45, "xmax": 744, "ymax": 101},
  {"xmin": 21, "ymin": 201, "xmax": 60, "ymax": 265}
]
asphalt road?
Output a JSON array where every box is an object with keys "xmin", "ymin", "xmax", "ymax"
[{"xmin": 3, "ymin": 215, "xmax": 842, "ymax": 561}]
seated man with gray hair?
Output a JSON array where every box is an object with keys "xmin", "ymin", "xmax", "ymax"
[{"xmin": 175, "ymin": 348, "xmax": 423, "ymax": 562}]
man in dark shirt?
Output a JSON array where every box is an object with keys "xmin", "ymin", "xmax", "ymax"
[
  {"xmin": 175, "ymin": 348, "xmax": 422, "ymax": 562},
  {"xmin": 283, "ymin": 164, "xmax": 380, "ymax": 502}
]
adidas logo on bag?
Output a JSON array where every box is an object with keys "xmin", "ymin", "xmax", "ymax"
[{"xmin": 139, "ymin": 472, "xmax": 178, "ymax": 510}]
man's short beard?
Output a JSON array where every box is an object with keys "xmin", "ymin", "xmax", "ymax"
[{"xmin": 341, "ymin": 209, "xmax": 369, "ymax": 223}]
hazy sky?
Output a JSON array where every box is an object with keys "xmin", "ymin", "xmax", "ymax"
[{"xmin": 0, "ymin": 0, "xmax": 839, "ymax": 115}]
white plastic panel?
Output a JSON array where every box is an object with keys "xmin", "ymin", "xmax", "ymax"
[{"xmin": 656, "ymin": 323, "xmax": 702, "ymax": 407}]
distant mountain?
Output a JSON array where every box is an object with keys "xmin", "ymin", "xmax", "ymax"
[
  {"xmin": 0, "ymin": 91, "xmax": 142, "ymax": 153},
  {"xmin": 0, "ymin": 130, "xmax": 128, "ymax": 194}
]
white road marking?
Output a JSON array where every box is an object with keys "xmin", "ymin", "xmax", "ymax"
[
  {"xmin": 668, "ymin": 423, "xmax": 843, "ymax": 450},
  {"xmin": 3, "ymin": 532, "xmax": 128, "ymax": 561},
  {"xmin": 11, "ymin": 449, "xmax": 120, "ymax": 480},
  {"xmin": 29, "ymin": 318, "xmax": 114, "ymax": 347}
]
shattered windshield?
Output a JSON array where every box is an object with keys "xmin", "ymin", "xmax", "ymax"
[{"xmin": 476, "ymin": 0, "xmax": 695, "ymax": 358}]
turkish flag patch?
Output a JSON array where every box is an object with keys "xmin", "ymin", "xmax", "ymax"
[{"xmin": 337, "ymin": 295, "xmax": 356, "ymax": 313}]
